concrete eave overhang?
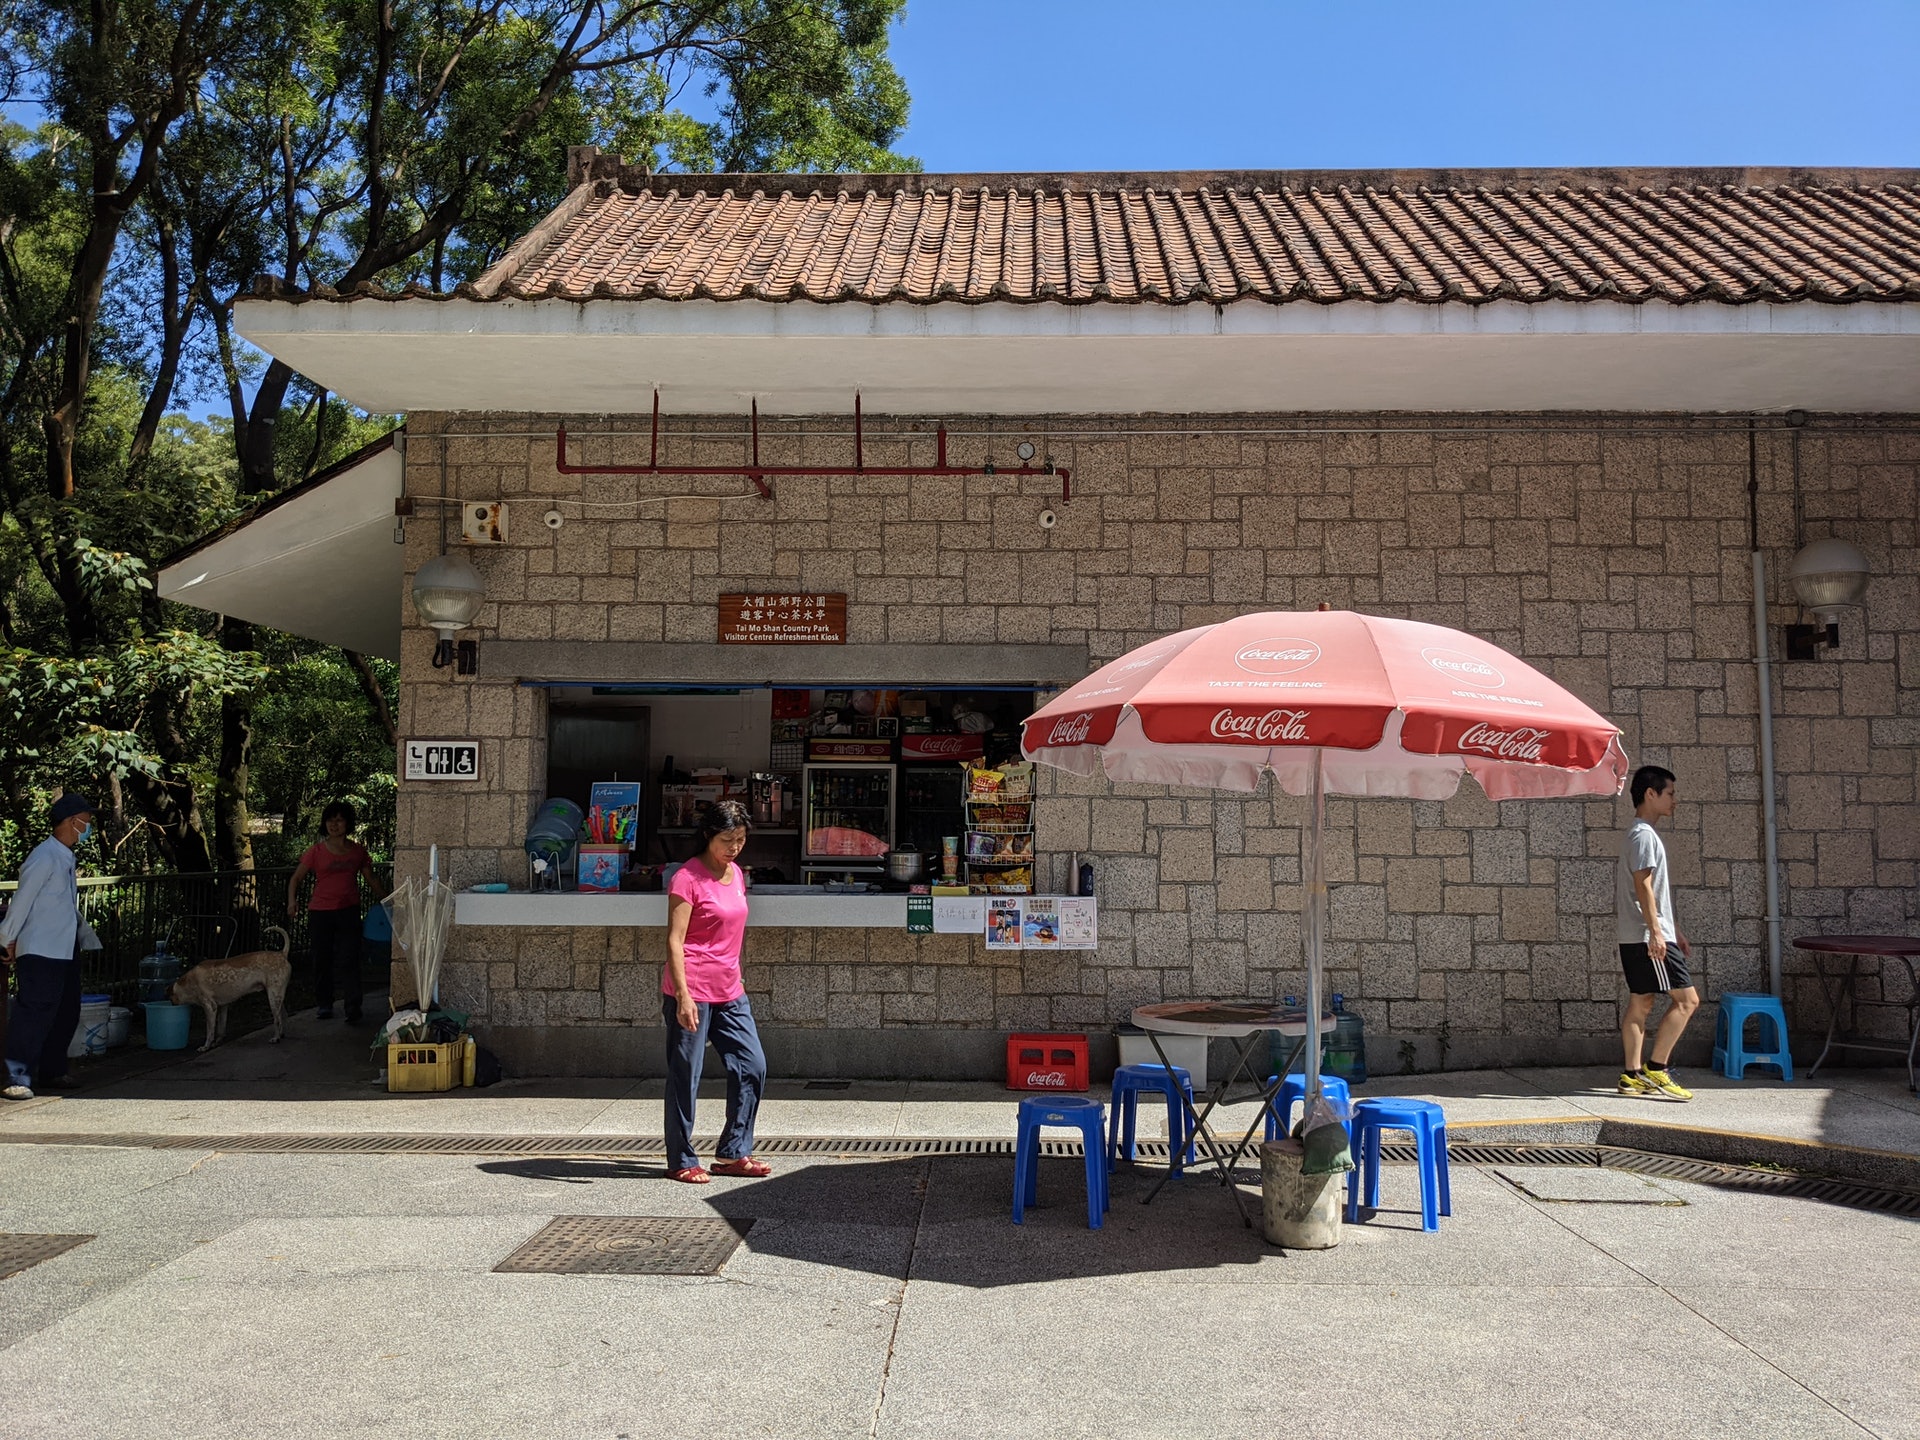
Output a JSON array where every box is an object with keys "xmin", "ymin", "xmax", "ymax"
[
  {"xmin": 232, "ymin": 296, "xmax": 1920, "ymax": 416},
  {"xmin": 156, "ymin": 435, "xmax": 405, "ymax": 659}
]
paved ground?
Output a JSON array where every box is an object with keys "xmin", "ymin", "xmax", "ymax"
[
  {"xmin": 7, "ymin": 1005, "xmax": 1918, "ymax": 1159},
  {"xmin": 2, "ymin": 1010, "xmax": 1916, "ymax": 1439}
]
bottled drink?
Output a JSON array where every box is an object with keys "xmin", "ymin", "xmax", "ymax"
[{"xmin": 1331, "ymin": 993, "xmax": 1345, "ymax": 1014}]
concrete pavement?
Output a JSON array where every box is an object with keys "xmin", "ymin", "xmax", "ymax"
[
  {"xmin": 6, "ymin": 1006, "xmax": 1917, "ymax": 1165},
  {"xmin": 2, "ymin": 1010, "xmax": 1917, "ymax": 1438}
]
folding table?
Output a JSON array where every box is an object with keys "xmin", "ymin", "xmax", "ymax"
[
  {"xmin": 1130, "ymin": 998, "xmax": 1335, "ymax": 1227},
  {"xmin": 1794, "ymin": 935, "xmax": 1920, "ymax": 1092}
]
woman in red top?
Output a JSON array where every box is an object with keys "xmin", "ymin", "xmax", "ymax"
[
  {"xmin": 662, "ymin": 799, "xmax": 770, "ymax": 1184},
  {"xmin": 288, "ymin": 802, "xmax": 385, "ymax": 1024}
]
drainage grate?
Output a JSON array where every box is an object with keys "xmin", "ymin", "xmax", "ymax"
[
  {"xmin": 4, "ymin": 1132, "xmax": 1916, "ymax": 1218},
  {"xmin": 0, "ymin": 1233, "xmax": 93, "ymax": 1280},
  {"xmin": 803, "ymin": 1080, "xmax": 851, "ymax": 1091},
  {"xmin": 494, "ymin": 1216, "xmax": 752, "ymax": 1276}
]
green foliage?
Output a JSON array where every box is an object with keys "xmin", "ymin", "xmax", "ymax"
[
  {"xmin": 249, "ymin": 641, "xmax": 398, "ymax": 865},
  {"xmin": 0, "ymin": 2, "xmax": 917, "ymax": 873}
]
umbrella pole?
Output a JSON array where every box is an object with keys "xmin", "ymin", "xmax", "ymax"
[{"xmin": 1302, "ymin": 750, "xmax": 1327, "ymax": 1110}]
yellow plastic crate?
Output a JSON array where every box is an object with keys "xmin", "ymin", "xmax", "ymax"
[{"xmin": 387, "ymin": 1038, "xmax": 464, "ymax": 1093}]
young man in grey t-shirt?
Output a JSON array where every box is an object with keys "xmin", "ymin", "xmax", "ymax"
[{"xmin": 1614, "ymin": 765, "xmax": 1699, "ymax": 1100}]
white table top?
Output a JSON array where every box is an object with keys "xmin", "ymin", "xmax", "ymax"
[{"xmin": 1132, "ymin": 1000, "xmax": 1336, "ymax": 1038}]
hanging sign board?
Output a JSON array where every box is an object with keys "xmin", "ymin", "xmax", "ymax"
[
  {"xmin": 718, "ymin": 592, "xmax": 847, "ymax": 644},
  {"xmin": 403, "ymin": 739, "xmax": 481, "ymax": 781}
]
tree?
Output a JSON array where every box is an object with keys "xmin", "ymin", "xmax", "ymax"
[{"xmin": 0, "ymin": 1, "xmax": 915, "ymax": 872}]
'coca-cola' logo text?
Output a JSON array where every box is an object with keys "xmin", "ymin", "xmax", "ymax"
[
  {"xmin": 1422, "ymin": 646, "xmax": 1507, "ymax": 689},
  {"xmin": 1023, "ymin": 1071, "xmax": 1069, "ymax": 1088},
  {"xmin": 1113, "ymin": 645, "xmax": 1176, "ymax": 676},
  {"xmin": 1457, "ymin": 722, "xmax": 1550, "ymax": 761},
  {"xmin": 1233, "ymin": 636, "xmax": 1322, "ymax": 677},
  {"xmin": 1210, "ymin": 708, "xmax": 1311, "ymax": 742},
  {"xmin": 1046, "ymin": 712, "xmax": 1095, "ymax": 746},
  {"xmin": 909, "ymin": 735, "xmax": 974, "ymax": 756}
]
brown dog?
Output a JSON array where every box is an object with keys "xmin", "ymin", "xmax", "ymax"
[{"xmin": 169, "ymin": 926, "xmax": 292, "ymax": 1053}]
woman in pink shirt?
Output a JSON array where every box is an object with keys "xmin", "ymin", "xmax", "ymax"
[
  {"xmin": 662, "ymin": 799, "xmax": 769, "ymax": 1184},
  {"xmin": 288, "ymin": 802, "xmax": 385, "ymax": 1024}
]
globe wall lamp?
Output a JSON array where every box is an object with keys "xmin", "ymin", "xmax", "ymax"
[
  {"xmin": 412, "ymin": 552, "xmax": 486, "ymax": 673},
  {"xmin": 1784, "ymin": 537, "xmax": 1869, "ymax": 661}
]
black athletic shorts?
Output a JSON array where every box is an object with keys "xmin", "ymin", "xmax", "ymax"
[{"xmin": 1619, "ymin": 942, "xmax": 1692, "ymax": 995}]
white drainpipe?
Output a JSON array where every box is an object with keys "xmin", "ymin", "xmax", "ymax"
[
  {"xmin": 1748, "ymin": 424, "xmax": 1784, "ymax": 997},
  {"xmin": 1751, "ymin": 549, "xmax": 1784, "ymax": 997}
]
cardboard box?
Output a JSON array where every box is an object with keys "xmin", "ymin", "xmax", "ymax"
[{"xmin": 577, "ymin": 845, "xmax": 624, "ymax": 892}]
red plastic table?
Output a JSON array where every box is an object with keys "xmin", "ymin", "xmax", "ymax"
[{"xmin": 1792, "ymin": 935, "xmax": 1920, "ymax": 1092}]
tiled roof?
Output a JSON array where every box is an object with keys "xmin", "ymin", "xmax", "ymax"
[{"xmin": 280, "ymin": 166, "xmax": 1920, "ymax": 307}]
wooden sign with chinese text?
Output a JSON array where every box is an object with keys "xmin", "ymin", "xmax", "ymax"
[{"xmin": 718, "ymin": 592, "xmax": 846, "ymax": 644}]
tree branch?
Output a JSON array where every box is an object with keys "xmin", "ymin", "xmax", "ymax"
[{"xmin": 343, "ymin": 649, "xmax": 399, "ymax": 749}]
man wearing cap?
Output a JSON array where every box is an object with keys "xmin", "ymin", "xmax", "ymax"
[{"xmin": 2, "ymin": 794, "xmax": 103, "ymax": 1100}]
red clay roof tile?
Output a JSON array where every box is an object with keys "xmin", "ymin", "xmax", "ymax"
[{"xmin": 266, "ymin": 167, "xmax": 1920, "ymax": 307}]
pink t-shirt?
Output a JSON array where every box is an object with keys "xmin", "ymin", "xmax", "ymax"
[
  {"xmin": 663, "ymin": 861, "xmax": 749, "ymax": 1003},
  {"xmin": 301, "ymin": 840, "xmax": 368, "ymax": 912}
]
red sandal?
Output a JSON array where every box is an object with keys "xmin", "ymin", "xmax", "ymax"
[
  {"xmin": 710, "ymin": 1157, "xmax": 772, "ymax": 1178},
  {"xmin": 667, "ymin": 1165, "xmax": 711, "ymax": 1184}
]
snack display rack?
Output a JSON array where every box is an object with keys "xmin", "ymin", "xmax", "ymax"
[{"xmin": 964, "ymin": 761, "xmax": 1034, "ymax": 893}]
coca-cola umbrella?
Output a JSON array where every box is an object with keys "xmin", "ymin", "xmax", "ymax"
[{"xmin": 1022, "ymin": 609, "xmax": 1628, "ymax": 1126}]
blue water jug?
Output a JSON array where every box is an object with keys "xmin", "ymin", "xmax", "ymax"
[
  {"xmin": 525, "ymin": 797, "xmax": 585, "ymax": 870},
  {"xmin": 138, "ymin": 940, "xmax": 181, "ymax": 1003},
  {"xmin": 1323, "ymin": 1009, "xmax": 1369, "ymax": 1084}
]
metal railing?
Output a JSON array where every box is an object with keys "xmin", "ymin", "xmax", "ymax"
[{"xmin": 1, "ymin": 866, "xmax": 393, "ymax": 1004}]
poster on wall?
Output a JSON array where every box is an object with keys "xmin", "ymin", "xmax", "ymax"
[
  {"xmin": 985, "ymin": 897, "xmax": 1023, "ymax": 949},
  {"xmin": 588, "ymin": 781, "xmax": 642, "ymax": 850},
  {"xmin": 1021, "ymin": 900, "xmax": 1061, "ymax": 949},
  {"xmin": 1057, "ymin": 897, "xmax": 1098, "ymax": 949}
]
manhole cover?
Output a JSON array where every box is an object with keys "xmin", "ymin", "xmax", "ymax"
[
  {"xmin": 494, "ymin": 1217, "xmax": 753, "ymax": 1275},
  {"xmin": 1493, "ymin": 1166, "xmax": 1685, "ymax": 1206},
  {"xmin": 0, "ymin": 1233, "xmax": 93, "ymax": 1280}
]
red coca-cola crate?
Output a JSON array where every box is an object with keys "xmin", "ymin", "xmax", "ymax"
[{"xmin": 1005, "ymin": 1033, "xmax": 1090, "ymax": 1092}]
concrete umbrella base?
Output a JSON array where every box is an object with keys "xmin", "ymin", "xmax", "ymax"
[{"xmin": 1261, "ymin": 1137, "xmax": 1344, "ymax": 1249}]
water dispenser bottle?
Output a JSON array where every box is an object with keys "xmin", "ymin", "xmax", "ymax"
[
  {"xmin": 138, "ymin": 939, "xmax": 181, "ymax": 1003},
  {"xmin": 525, "ymin": 797, "xmax": 585, "ymax": 890}
]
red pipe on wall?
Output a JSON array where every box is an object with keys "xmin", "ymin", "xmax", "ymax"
[{"xmin": 553, "ymin": 392, "xmax": 1070, "ymax": 502}]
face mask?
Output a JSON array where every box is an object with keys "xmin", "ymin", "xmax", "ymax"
[{"xmin": 76, "ymin": 823, "xmax": 92, "ymax": 843}]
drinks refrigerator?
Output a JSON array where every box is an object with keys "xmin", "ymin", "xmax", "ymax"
[
  {"xmin": 801, "ymin": 762, "xmax": 897, "ymax": 875},
  {"xmin": 900, "ymin": 766, "xmax": 967, "ymax": 856}
]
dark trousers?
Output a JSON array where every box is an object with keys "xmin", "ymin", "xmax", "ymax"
[
  {"xmin": 5, "ymin": 953, "xmax": 82, "ymax": 1089},
  {"xmin": 308, "ymin": 908, "xmax": 363, "ymax": 1018},
  {"xmin": 662, "ymin": 994, "xmax": 767, "ymax": 1171}
]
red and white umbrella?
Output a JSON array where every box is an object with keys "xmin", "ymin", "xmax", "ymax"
[{"xmin": 1022, "ymin": 610, "xmax": 1628, "ymax": 1113}]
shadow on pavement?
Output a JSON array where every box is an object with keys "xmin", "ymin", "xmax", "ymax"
[{"xmin": 475, "ymin": 1153, "xmax": 1274, "ymax": 1284}]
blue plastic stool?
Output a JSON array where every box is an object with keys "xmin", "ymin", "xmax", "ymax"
[
  {"xmin": 1013, "ymin": 1095, "xmax": 1109, "ymax": 1229},
  {"xmin": 1108, "ymin": 1063, "xmax": 1197, "ymax": 1171},
  {"xmin": 1262, "ymin": 1073, "xmax": 1353, "ymax": 1143},
  {"xmin": 1713, "ymin": 992, "xmax": 1794, "ymax": 1081},
  {"xmin": 1347, "ymin": 1097, "xmax": 1451, "ymax": 1233}
]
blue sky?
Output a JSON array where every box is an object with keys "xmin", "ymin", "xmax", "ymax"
[{"xmin": 886, "ymin": 0, "xmax": 1919, "ymax": 171}]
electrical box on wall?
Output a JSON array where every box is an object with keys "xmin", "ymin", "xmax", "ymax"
[{"xmin": 461, "ymin": 502, "xmax": 508, "ymax": 545}]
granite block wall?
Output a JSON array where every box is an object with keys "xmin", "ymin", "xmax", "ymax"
[{"xmin": 391, "ymin": 412, "xmax": 1920, "ymax": 1072}]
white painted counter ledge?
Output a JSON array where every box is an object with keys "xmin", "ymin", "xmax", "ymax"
[{"xmin": 453, "ymin": 891, "xmax": 908, "ymax": 928}]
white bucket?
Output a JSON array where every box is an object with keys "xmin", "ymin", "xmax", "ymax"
[
  {"xmin": 68, "ymin": 995, "xmax": 113, "ymax": 1059},
  {"xmin": 106, "ymin": 1006, "xmax": 132, "ymax": 1048}
]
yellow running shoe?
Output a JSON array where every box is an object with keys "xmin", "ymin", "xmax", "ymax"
[
  {"xmin": 1641, "ymin": 1066, "xmax": 1693, "ymax": 1101},
  {"xmin": 1617, "ymin": 1071, "xmax": 1658, "ymax": 1097}
]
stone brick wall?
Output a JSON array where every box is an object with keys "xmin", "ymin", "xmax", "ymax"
[{"xmin": 393, "ymin": 412, "xmax": 1920, "ymax": 1073}]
